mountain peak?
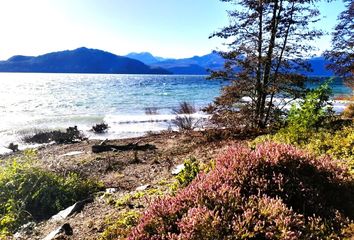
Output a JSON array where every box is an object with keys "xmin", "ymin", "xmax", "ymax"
[
  {"xmin": 125, "ymin": 52, "xmax": 162, "ymax": 65},
  {"xmin": 0, "ymin": 48, "xmax": 170, "ymax": 74}
]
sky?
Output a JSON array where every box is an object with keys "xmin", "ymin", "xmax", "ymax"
[{"xmin": 0, "ymin": 0, "xmax": 346, "ymax": 60}]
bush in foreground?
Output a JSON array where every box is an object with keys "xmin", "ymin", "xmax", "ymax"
[
  {"xmin": 129, "ymin": 143, "xmax": 354, "ymax": 239},
  {"xmin": 0, "ymin": 150, "xmax": 102, "ymax": 236},
  {"xmin": 306, "ymin": 125, "xmax": 354, "ymax": 173},
  {"xmin": 254, "ymin": 123, "xmax": 354, "ymax": 174}
]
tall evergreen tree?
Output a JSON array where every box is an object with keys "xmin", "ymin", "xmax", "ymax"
[
  {"xmin": 207, "ymin": 0, "xmax": 323, "ymax": 129},
  {"xmin": 325, "ymin": 0, "xmax": 353, "ymax": 89}
]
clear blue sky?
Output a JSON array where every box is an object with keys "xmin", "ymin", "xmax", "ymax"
[{"xmin": 0, "ymin": 0, "xmax": 346, "ymax": 60}]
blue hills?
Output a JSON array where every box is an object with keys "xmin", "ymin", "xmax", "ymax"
[
  {"xmin": 125, "ymin": 52, "xmax": 168, "ymax": 65},
  {"xmin": 126, "ymin": 52, "xmax": 224, "ymax": 75},
  {"xmin": 0, "ymin": 47, "xmax": 334, "ymax": 76},
  {"xmin": 0, "ymin": 47, "xmax": 170, "ymax": 74},
  {"xmin": 126, "ymin": 52, "xmax": 334, "ymax": 77}
]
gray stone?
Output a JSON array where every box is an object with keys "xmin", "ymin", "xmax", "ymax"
[
  {"xmin": 42, "ymin": 223, "xmax": 73, "ymax": 240},
  {"xmin": 14, "ymin": 222, "xmax": 36, "ymax": 239},
  {"xmin": 50, "ymin": 198, "xmax": 92, "ymax": 221},
  {"xmin": 105, "ymin": 188, "xmax": 118, "ymax": 193},
  {"xmin": 136, "ymin": 184, "xmax": 150, "ymax": 191},
  {"xmin": 171, "ymin": 164, "xmax": 185, "ymax": 175},
  {"xmin": 60, "ymin": 151, "xmax": 84, "ymax": 157}
]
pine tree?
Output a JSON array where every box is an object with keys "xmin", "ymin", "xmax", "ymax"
[
  {"xmin": 325, "ymin": 0, "xmax": 353, "ymax": 89},
  {"xmin": 207, "ymin": 0, "xmax": 324, "ymax": 129}
]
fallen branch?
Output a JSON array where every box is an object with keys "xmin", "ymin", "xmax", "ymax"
[{"xmin": 92, "ymin": 143, "xmax": 157, "ymax": 153}]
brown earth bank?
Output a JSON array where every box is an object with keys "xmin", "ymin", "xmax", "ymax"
[{"xmin": 0, "ymin": 131, "xmax": 242, "ymax": 240}]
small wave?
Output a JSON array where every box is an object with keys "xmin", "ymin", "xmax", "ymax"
[{"xmin": 104, "ymin": 113, "xmax": 209, "ymax": 125}]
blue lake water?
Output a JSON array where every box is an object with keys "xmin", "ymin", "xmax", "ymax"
[{"xmin": 0, "ymin": 73, "xmax": 352, "ymax": 153}]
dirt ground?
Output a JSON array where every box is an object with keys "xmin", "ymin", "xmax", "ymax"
[{"xmin": 1, "ymin": 131, "xmax": 241, "ymax": 240}]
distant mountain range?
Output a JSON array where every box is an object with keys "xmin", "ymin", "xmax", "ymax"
[
  {"xmin": 0, "ymin": 47, "xmax": 170, "ymax": 74},
  {"xmin": 127, "ymin": 52, "xmax": 334, "ymax": 76},
  {"xmin": 125, "ymin": 52, "xmax": 168, "ymax": 65},
  {"xmin": 126, "ymin": 52, "xmax": 224, "ymax": 75},
  {"xmin": 0, "ymin": 47, "xmax": 334, "ymax": 76}
]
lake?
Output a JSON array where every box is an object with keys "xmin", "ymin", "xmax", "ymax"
[{"xmin": 0, "ymin": 73, "xmax": 351, "ymax": 154}]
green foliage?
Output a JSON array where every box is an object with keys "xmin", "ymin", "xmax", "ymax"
[
  {"xmin": 253, "ymin": 123, "xmax": 354, "ymax": 174},
  {"xmin": 171, "ymin": 157, "xmax": 201, "ymax": 191},
  {"xmin": 115, "ymin": 193, "xmax": 143, "ymax": 208},
  {"xmin": 101, "ymin": 210, "xmax": 141, "ymax": 240},
  {"xmin": 115, "ymin": 188, "xmax": 164, "ymax": 209},
  {"xmin": 278, "ymin": 81, "xmax": 333, "ymax": 144},
  {"xmin": 307, "ymin": 125, "xmax": 354, "ymax": 174},
  {"xmin": 0, "ymin": 151, "xmax": 101, "ymax": 236}
]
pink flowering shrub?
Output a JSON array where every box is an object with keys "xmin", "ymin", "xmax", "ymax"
[{"xmin": 129, "ymin": 143, "xmax": 354, "ymax": 239}]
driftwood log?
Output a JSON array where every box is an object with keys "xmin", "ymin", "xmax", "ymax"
[{"xmin": 92, "ymin": 143, "xmax": 157, "ymax": 153}]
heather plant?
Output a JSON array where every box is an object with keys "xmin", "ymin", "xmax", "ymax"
[
  {"xmin": 129, "ymin": 143, "xmax": 354, "ymax": 239},
  {"xmin": 115, "ymin": 188, "xmax": 164, "ymax": 209},
  {"xmin": 0, "ymin": 151, "xmax": 101, "ymax": 236}
]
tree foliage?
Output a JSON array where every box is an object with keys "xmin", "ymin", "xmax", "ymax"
[
  {"xmin": 207, "ymin": 0, "xmax": 323, "ymax": 129},
  {"xmin": 324, "ymin": 0, "xmax": 354, "ymax": 88}
]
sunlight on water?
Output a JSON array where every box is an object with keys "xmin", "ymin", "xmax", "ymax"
[
  {"xmin": 0, "ymin": 73, "xmax": 226, "ymax": 153},
  {"xmin": 0, "ymin": 73, "xmax": 351, "ymax": 154}
]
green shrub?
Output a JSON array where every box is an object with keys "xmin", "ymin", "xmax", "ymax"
[
  {"xmin": 129, "ymin": 143, "xmax": 354, "ymax": 239},
  {"xmin": 171, "ymin": 157, "xmax": 200, "ymax": 191},
  {"xmin": 0, "ymin": 151, "xmax": 102, "ymax": 236},
  {"xmin": 307, "ymin": 125, "xmax": 354, "ymax": 173},
  {"xmin": 253, "ymin": 123, "xmax": 354, "ymax": 174},
  {"xmin": 251, "ymin": 82, "xmax": 353, "ymax": 172},
  {"xmin": 114, "ymin": 188, "xmax": 164, "ymax": 209},
  {"xmin": 278, "ymin": 81, "xmax": 333, "ymax": 144},
  {"xmin": 101, "ymin": 210, "xmax": 141, "ymax": 240}
]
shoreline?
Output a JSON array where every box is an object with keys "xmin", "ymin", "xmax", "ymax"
[{"xmin": 1, "ymin": 97, "xmax": 352, "ymax": 155}]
